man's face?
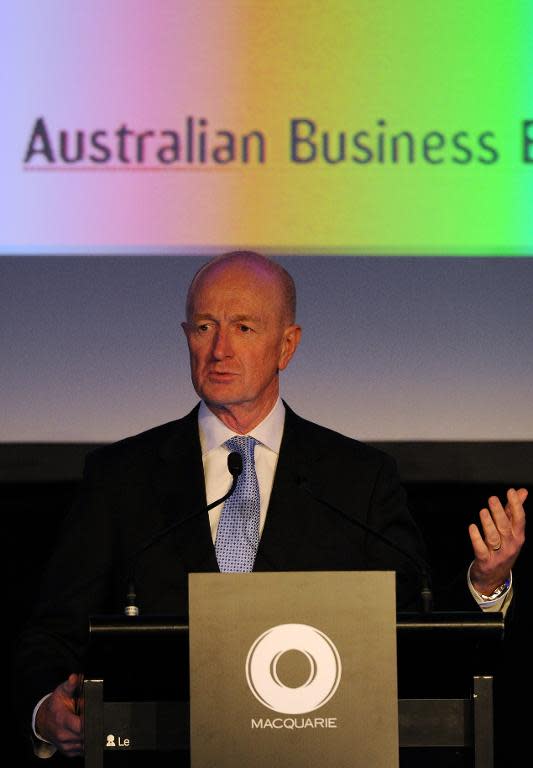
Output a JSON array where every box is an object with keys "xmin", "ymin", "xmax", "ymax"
[{"xmin": 182, "ymin": 262, "xmax": 300, "ymax": 420}]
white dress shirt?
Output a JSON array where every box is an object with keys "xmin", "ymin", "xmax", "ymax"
[{"xmin": 198, "ymin": 397, "xmax": 285, "ymax": 542}]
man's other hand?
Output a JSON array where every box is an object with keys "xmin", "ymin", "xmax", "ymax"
[
  {"xmin": 469, "ymin": 487, "xmax": 527, "ymax": 596},
  {"xmin": 35, "ymin": 673, "xmax": 84, "ymax": 757}
]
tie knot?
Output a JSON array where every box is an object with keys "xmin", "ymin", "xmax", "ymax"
[{"xmin": 225, "ymin": 435, "xmax": 257, "ymax": 463}]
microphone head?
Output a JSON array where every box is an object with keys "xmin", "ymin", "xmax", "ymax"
[{"xmin": 227, "ymin": 451, "xmax": 243, "ymax": 478}]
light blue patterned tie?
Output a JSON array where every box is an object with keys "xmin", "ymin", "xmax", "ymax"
[{"xmin": 215, "ymin": 436, "xmax": 260, "ymax": 572}]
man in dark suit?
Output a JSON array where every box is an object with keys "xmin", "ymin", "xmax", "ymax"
[{"xmin": 15, "ymin": 251, "xmax": 527, "ymax": 759}]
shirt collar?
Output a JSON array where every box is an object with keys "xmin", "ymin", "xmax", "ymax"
[{"xmin": 198, "ymin": 398, "xmax": 285, "ymax": 456}]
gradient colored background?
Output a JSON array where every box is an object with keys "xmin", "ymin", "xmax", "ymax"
[
  {"xmin": 3, "ymin": 11, "xmax": 532, "ymax": 768},
  {"xmin": 0, "ymin": 2, "xmax": 532, "ymax": 443},
  {"xmin": 0, "ymin": 1, "xmax": 531, "ymax": 254},
  {"xmin": 2, "ymin": 256, "xmax": 532, "ymax": 442}
]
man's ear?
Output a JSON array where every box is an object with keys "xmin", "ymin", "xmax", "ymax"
[{"xmin": 278, "ymin": 324, "xmax": 302, "ymax": 371}]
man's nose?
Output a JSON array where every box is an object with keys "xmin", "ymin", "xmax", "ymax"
[{"xmin": 211, "ymin": 328, "xmax": 233, "ymax": 359}]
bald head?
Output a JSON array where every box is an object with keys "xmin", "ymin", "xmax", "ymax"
[
  {"xmin": 186, "ymin": 251, "xmax": 296, "ymax": 326},
  {"xmin": 182, "ymin": 250, "xmax": 301, "ymax": 432}
]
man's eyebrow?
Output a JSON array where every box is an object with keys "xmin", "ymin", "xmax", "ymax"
[
  {"xmin": 230, "ymin": 314, "xmax": 263, "ymax": 324},
  {"xmin": 190, "ymin": 313, "xmax": 264, "ymax": 324}
]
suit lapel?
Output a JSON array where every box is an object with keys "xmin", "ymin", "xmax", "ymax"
[
  {"xmin": 254, "ymin": 405, "xmax": 323, "ymax": 571},
  {"xmin": 150, "ymin": 402, "xmax": 338, "ymax": 576},
  {"xmin": 153, "ymin": 406, "xmax": 219, "ymax": 573}
]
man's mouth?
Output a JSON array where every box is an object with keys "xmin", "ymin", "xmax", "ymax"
[{"xmin": 207, "ymin": 370, "xmax": 238, "ymax": 379}]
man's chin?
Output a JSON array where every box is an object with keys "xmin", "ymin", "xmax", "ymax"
[{"xmin": 197, "ymin": 385, "xmax": 244, "ymax": 409}]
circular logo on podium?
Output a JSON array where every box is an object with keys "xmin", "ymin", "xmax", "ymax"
[{"xmin": 245, "ymin": 623, "xmax": 342, "ymax": 714}]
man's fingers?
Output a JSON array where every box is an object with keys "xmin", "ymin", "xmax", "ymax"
[
  {"xmin": 61, "ymin": 705, "xmax": 83, "ymax": 734},
  {"xmin": 481, "ymin": 488, "xmax": 527, "ymax": 544},
  {"xmin": 510, "ymin": 487, "xmax": 528, "ymax": 500},
  {"xmin": 486, "ymin": 496, "xmax": 512, "ymax": 539},
  {"xmin": 63, "ymin": 673, "xmax": 81, "ymax": 698},
  {"xmin": 37, "ymin": 676, "xmax": 84, "ymax": 753},
  {"xmin": 468, "ymin": 523, "xmax": 489, "ymax": 558},
  {"xmin": 505, "ymin": 488, "xmax": 527, "ymax": 533},
  {"xmin": 56, "ymin": 728, "xmax": 84, "ymax": 758},
  {"xmin": 477, "ymin": 507, "xmax": 504, "ymax": 550}
]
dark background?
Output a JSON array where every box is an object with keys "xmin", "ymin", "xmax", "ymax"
[{"xmin": 6, "ymin": 443, "xmax": 531, "ymax": 767}]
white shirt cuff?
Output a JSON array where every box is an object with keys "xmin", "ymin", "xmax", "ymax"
[
  {"xmin": 467, "ymin": 562, "xmax": 512, "ymax": 612},
  {"xmin": 32, "ymin": 693, "xmax": 57, "ymax": 758}
]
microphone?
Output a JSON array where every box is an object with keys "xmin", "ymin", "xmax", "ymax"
[
  {"xmin": 124, "ymin": 451, "xmax": 243, "ymax": 616},
  {"xmin": 298, "ymin": 480, "xmax": 433, "ymax": 614}
]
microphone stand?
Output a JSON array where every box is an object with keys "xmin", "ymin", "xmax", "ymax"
[
  {"xmin": 299, "ymin": 482, "xmax": 434, "ymax": 614},
  {"xmin": 124, "ymin": 451, "xmax": 243, "ymax": 616}
]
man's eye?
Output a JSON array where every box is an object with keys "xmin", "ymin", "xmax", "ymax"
[
  {"xmin": 239, "ymin": 324, "xmax": 253, "ymax": 333},
  {"xmin": 197, "ymin": 324, "xmax": 210, "ymax": 333}
]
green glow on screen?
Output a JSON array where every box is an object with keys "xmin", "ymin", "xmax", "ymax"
[{"xmin": 1, "ymin": 1, "xmax": 531, "ymax": 255}]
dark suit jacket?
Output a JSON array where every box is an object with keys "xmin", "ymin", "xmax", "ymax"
[{"xmin": 15, "ymin": 403, "xmax": 426, "ymax": 738}]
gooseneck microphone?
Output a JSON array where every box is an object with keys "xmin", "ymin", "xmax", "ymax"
[
  {"xmin": 124, "ymin": 451, "xmax": 243, "ymax": 616},
  {"xmin": 298, "ymin": 480, "xmax": 434, "ymax": 614}
]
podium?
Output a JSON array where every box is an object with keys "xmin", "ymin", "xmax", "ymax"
[{"xmin": 83, "ymin": 610, "xmax": 503, "ymax": 767}]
